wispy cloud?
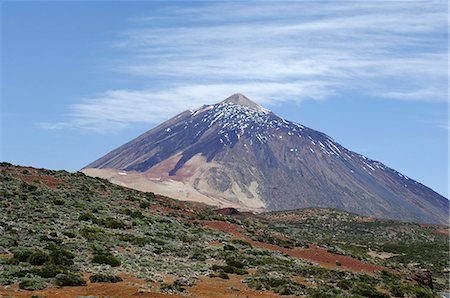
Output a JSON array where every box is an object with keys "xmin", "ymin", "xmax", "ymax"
[
  {"xmin": 39, "ymin": 81, "xmax": 334, "ymax": 132},
  {"xmin": 41, "ymin": 1, "xmax": 448, "ymax": 132}
]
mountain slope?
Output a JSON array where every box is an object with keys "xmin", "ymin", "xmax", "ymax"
[
  {"xmin": 1, "ymin": 163, "xmax": 448, "ymax": 296},
  {"xmin": 84, "ymin": 94, "xmax": 449, "ymax": 224}
]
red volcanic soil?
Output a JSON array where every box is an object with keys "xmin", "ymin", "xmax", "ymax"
[
  {"xmin": 190, "ymin": 275, "xmax": 284, "ymax": 298},
  {"xmin": 3, "ymin": 166, "xmax": 68, "ymax": 189},
  {"xmin": 435, "ymin": 228, "xmax": 450, "ymax": 236},
  {"xmin": 215, "ymin": 207, "xmax": 242, "ymax": 215},
  {"xmin": 202, "ymin": 220, "xmax": 388, "ymax": 274},
  {"xmin": 17, "ymin": 174, "xmax": 67, "ymax": 189},
  {"xmin": 0, "ymin": 274, "xmax": 179, "ymax": 298},
  {"xmin": 420, "ymin": 224, "xmax": 450, "ymax": 236},
  {"xmin": 0, "ymin": 273, "xmax": 285, "ymax": 298}
]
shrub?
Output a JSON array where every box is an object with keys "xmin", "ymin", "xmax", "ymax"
[
  {"xmin": 79, "ymin": 227, "xmax": 104, "ymax": 240},
  {"xmin": 62, "ymin": 231, "xmax": 77, "ymax": 238},
  {"xmin": 160, "ymin": 281, "xmax": 185, "ymax": 293},
  {"xmin": 139, "ymin": 201, "xmax": 150, "ymax": 209},
  {"xmin": 211, "ymin": 264, "xmax": 248, "ymax": 275},
  {"xmin": 390, "ymin": 284, "xmax": 409, "ymax": 297},
  {"xmin": 190, "ymin": 250, "xmax": 207, "ymax": 261},
  {"xmin": 130, "ymin": 211, "xmax": 146, "ymax": 219},
  {"xmin": 412, "ymin": 285, "xmax": 436, "ymax": 298},
  {"xmin": 48, "ymin": 248, "xmax": 75, "ymax": 266},
  {"xmin": 39, "ymin": 234, "xmax": 63, "ymax": 244},
  {"xmin": 337, "ymin": 279, "xmax": 353, "ymax": 290},
  {"xmin": 6, "ymin": 258, "xmax": 20, "ymax": 265},
  {"xmin": 13, "ymin": 250, "xmax": 33, "ymax": 262},
  {"xmin": 92, "ymin": 252, "xmax": 121, "ymax": 267},
  {"xmin": 225, "ymin": 257, "xmax": 246, "ymax": 269},
  {"xmin": 351, "ymin": 282, "xmax": 390, "ymax": 298},
  {"xmin": 118, "ymin": 234, "xmax": 151, "ymax": 246},
  {"xmin": 231, "ymin": 239, "xmax": 252, "ymax": 247},
  {"xmin": 224, "ymin": 244, "xmax": 237, "ymax": 251},
  {"xmin": 274, "ymin": 283, "xmax": 305, "ymax": 295},
  {"xmin": 96, "ymin": 217, "xmax": 126, "ymax": 229},
  {"xmin": 247, "ymin": 276, "xmax": 301, "ymax": 292},
  {"xmin": 28, "ymin": 251, "xmax": 49, "ymax": 265},
  {"xmin": 54, "ymin": 273, "xmax": 86, "ymax": 286},
  {"xmin": 78, "ymin": 213, "xmax": 96, "ymax": 221},
  {"xmin": 19, "ymin": 278, "xmax": 47, "ymax": 290},
  {"xmin": 53, "ymin": 199, "xmax": 65, "ymax": 205},
  {"xmin": 31, "ymin": 266, "xmax": 66, "ymax": 278},
  {"xmin": 218, "ymin": 272, "xmax": 230, "ymax": 279},
  {"xmin": 89, "ymin": 274, "xmax": 123, "ymax": 283},
  {"xmin": 173, "ymin": 277, "xmax": 197, "ymax": 287}
]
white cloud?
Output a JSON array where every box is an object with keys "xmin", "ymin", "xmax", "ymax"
[
  {"xmin": 42, "ymin": 1, "xmax": 448, "ymax": 132},
  {"xmin": 39, "ymin": 81, "xmax": 334, "ymax": 131}
]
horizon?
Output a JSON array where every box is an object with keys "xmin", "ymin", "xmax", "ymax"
[{"xmin": 1, "ymin": 1, "xmax": 448, "ymax": 198}]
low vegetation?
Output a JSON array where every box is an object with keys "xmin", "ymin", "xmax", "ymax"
[{"xmin": 0, "ymin": 162, "xmax": 447, "ymax": 297}]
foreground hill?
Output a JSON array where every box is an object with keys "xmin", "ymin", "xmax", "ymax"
[
  {"xmin": 0, "ymin": 163, "xmax": 448, "ymax": 297},
  {"xmin": 84, "ymin": 94, "xmax": 448, "ymax": 224}
]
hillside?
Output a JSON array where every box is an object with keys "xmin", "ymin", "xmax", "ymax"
[
  {"xmin": 84, "ymin": 94, "xmax": 449, "ymax": 224},
  {"xmin": 0, "ymin": 163, "xmax": 448, "ymax": 297}
]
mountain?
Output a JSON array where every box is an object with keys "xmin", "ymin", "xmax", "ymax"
[{"xmin": 83, "ymin": 94, "xmax": 449, "ymax": 224}]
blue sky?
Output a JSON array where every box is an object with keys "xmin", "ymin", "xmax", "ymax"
[{"xmin": 1, "ymin": 1, "xmax": 448, "ymax": 197}]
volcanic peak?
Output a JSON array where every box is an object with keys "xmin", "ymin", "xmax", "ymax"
[{"xmin": 221, "ymin": 93, "xmax": 270, "ymax": 114}]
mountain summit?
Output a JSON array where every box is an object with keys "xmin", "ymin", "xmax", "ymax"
[
  {"xmin": 221, "ymin": 93, "xmax": 269, "ymax": 113},
  {"xmin": 83, "ymin": 94, "xmax": 448, "ymax": 224}
]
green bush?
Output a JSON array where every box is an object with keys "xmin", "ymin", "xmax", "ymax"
[
  {"xmin": 390, "ymin": 284, "xmax": 409, "ymax": 297},
  {"xmin": 78, "ymin": 213, "xmax": 96, "ymax": 221},
  {"xmin": 31, "ymin": 266, "xmax": 66, "ymax": 278},
  {"xmin": 79, "ymin": 227, "xmax": 104, "ymax": 240},
  {"xmin": 412, "ymin": 286, "xmax": 437, "ymax": 298},
  {"xmin": 13, "ymin": 250, "xmax": 33, "ymax": 262},
  {"xmin": 139, "ymin": 201, "xmax": 150, "ymax": 209},
  {"xmin": 211, "ymin": 264, "xmax": 248, "ymax": 275},
  {"xmin": 53, "ymin": 199, "xmax": 65, "ymax": 205},
  {"xmin": 231, "ymin": 239, "xmax": 252, "ymax": 247},
  {"xmin": 19, "ymin": 278, "xmax": 47, "ymax": 290},
  {"xmin": 337, "ymin": 279, "xmax": 353, "ymax": 290},
  {"xmin": 351, "ymin": 282, "xmax": 390, "ymax": 298},
  {"xmin": 6, "ymin": 258, "xmax": 20, "ymax": 265},
  {"xmin": 118, "ymin": 234, "xmax": 151, "ymax": 246},
  {"xmin": 190, "ymin": 248, "xmax": 207, "ymax": 261},
  {"xmin": 92, "ymin": 252, "xmax": 121, "ymax": 267},
  {"xmin": 96, "ymin": 217, "xmax": 126, "ymax": 229},
  {"xmin": 274, "ymin": 283, "xmax": 305, "ymax": 295},
  {"xmin": 48, "ymin": 248, "xmax": 75, "ymax": 266},
  {"xmin": 89, "ymin": 274, "xmax": 123, "ymax": 283},
  {"xmin": 54, "ymin": 273, "xmax": 86, "ymax": 286},
  {"xmin": 129, "ymin": 211, "xmax": 146, "ymax": 219},
  {"xmin": 225, "ymin": 257, "xmax": 246, "ymax": 269},
  {"xmin": 159, "ymin": 281, "xmax": 185, "ymax": 293},
  {"xmin": 62, "ymin": 231, "xmax": 77, "ymax": 238},
  {"xmin": 218, "ymin": 272, "xmax": 229, "ymax": 279},
  {"xmin": 223, "ymin": 244, "xmax": 237, "ymax": 251},
  {"xmin": 28, "ymin": 251, "xmax": 49, "ymax": 265}
]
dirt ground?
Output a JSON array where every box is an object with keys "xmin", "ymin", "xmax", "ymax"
[
  {"xmin": 0, "ymin": 274, "xmax": 174, "ymax": 298},
  {"xmin": 202, "ymin": 220, "xmax": 388, "ymax": 274},
  {"xmin": 189, "ymin": 275, "xmax": 285, "ymax": 298},
  {"xmin": 0, "ymin": 273, "xmax": 288, "ymax": 298}
]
